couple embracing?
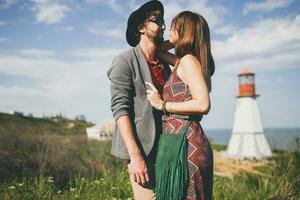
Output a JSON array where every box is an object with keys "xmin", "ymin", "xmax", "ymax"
[{"xmin": 107, "ymin": 0, "xmax": 215, "ymax": 199}]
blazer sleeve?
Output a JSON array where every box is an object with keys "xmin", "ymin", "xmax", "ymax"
[{"xmin": 107, "ymin": 55, "xmax": 133, "ymax": 121}]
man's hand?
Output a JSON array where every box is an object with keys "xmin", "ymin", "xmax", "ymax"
[
  {"xmin": 115, "ymin": 116, "xmax": 150, "ymax": 186},
  {"xmin": 157, "ymin": 40, "xmax": 174, "ymax": 52},
  {"xmin": 128, "ymin": 154, "xmax": 150, "ymax": 186}
]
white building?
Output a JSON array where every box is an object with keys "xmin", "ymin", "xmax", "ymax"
[
  {"xmin": 8, "ymin": 110, "xmax": 24, "ymax": 116},
  {"xmin": 226, "ymin": 69, "xmax": 272, "ymax": 159},
  {"xmin": 86, "ymin": 119, "xmax": 115, "ymax": 140}
]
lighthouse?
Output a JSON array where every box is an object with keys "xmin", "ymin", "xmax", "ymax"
[{"xmin": 226, "ymin": 69, "xmax": 272, "ymax": 159}]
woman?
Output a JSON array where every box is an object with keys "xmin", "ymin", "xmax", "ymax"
[{"xmin": 145, "ymin": 11, "xmax": 215, "ymax": 200}]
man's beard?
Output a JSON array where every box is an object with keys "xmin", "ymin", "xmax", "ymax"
[{"xmin": 146, "ymin": 29, "xmax": 164, "ymax": 45}]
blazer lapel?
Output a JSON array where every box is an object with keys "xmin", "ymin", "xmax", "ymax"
[{"xmin": 134, "ymin": 45, "xmax": 153, "ymax": 86}]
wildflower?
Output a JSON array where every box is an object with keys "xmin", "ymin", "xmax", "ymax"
[
  {"xmin": 47, "ymin": 176, "xmax": 54, "ymax": 183},
  {"xmin": 75, "ymin": 194, "xmax": 79, "ymax": 198},
  {"xmin": 95, "ymin": 180, "xmax": 100, "ymax": 184},
  {"xmin": 111, "ymin": 186, "xmax": 116, "ymax": 190},
  {"xmin": 81, "ymin": 177, "xmax": 85, "ymax": 181},
  {"xmin": 57, "ymin": 190, "xmax": 61, "ymax": 194},
  {"xmin": 9, "ymin": 186, "xmax": 15, "ymax": 189},
  {"xmin": 18, "ymin": 183, "xmax": 24, "ymax": 187},
  {"xmin": 70, "ymin": 187, "xmax": 76, "ymax": 192}
]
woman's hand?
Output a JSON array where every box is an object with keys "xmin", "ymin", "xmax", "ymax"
[{"xmin": 145, "ymin": 82, "xmax": 163, "ymax": 110}]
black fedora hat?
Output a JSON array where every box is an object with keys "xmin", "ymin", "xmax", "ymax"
[{"xmin": 126, "ymin": 0, "xmax": 164, "ymax": 47}]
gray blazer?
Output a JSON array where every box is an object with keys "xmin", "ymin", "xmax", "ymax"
[{"xmin": 107, "ymin": 45, "xmax": 171, "ymax": 160}]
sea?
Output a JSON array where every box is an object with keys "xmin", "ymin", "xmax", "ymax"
[{"xmin": 204, "ymin": 128, "xmax": 300, "ymax": 151}]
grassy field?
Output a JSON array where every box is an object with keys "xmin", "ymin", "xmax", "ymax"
[{"xmin": 0, "ymin": 112, "xmax": 299, "ymax": 199}]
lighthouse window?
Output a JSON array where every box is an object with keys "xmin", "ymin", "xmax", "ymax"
[{"xmin": 239, "ymin": 75, "xmax": 254, "ymax": 84}]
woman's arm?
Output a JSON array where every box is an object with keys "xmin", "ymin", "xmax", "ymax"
[
  {"xmin": 166, "ymin": 54, "xmax": 210, "ymax": 115},
  {"xmin": 146, "ymin": 54, "xmax": 210, "ymax": 115},
  {"xmin": 157, "ymin": 40, "xmax": 176, "ymax": 66}
]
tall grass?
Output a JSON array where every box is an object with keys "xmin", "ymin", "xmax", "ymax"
[
  {"xmin": 0, "ymin": 113, "xmax": 299, "ymax": 199},
  {"xmin": 1, "ymin": 150, "xmax": 299, "ymax": 199},
  {"xmin": 0, "ymin": 131, "xmax": 126, "ymax": 183},
  {"xmin": 0, "ymin": 170, "xmax": 133, "ymax": 200},
  {"xmin": 213, "ymin": 151, "xmax": 300, "ymax": 200}
]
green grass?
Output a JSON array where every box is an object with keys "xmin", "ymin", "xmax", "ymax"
[
  {"xmin": 1, "ymin": 151, "xmax": 299, "ymax": 200},
  {"xmin": 211, "ymin": 143, "xmax": 227, "ymax": 152},
  {"xmin": 0, "ymin": 112, "xmax": 92, "ymax": 136},
  {"xmin": 1, "ymin": 112, "xmax": 299, "ymax": 199},
  {"xmin": 0, "ymin": 170, "xmax": 133, "ymax": 200}
]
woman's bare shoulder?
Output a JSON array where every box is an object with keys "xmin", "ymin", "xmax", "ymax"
[{"xmin": 180, "ymin": 54, "xmax": 201, "ymax": 72}]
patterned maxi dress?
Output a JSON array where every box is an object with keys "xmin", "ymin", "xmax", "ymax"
[{"xmin": 162, "ymin": 67, "xmax": 214, "ymax": 200}]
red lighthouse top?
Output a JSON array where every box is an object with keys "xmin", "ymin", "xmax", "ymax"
[{"xmin": 237, "ymin": 69, "xmax": 259, "ymax": 98}]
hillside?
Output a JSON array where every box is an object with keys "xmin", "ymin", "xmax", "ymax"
[
  {"xmin": 0, "ymin": 112, "xmax": 125, "ymax": 185},
  {"xmin": 0, "ymin": 112, "xmax": 299, "ymax": 199},
  {"xmin": 0, "ymin": 112, "xmax": 93, "ymax": 136}
]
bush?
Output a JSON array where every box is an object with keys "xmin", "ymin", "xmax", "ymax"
[
  {"xmin": 0, "ymin": 130, "xmax": 126, "ymax": 187},
  {"xmin": 213, "ymin": 151, "xmax": 300, "ymax": 200}
]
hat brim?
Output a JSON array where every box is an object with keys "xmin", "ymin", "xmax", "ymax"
[{"xmin": 126, "ymin": 1, "xmax": 164, "ymax": 47}]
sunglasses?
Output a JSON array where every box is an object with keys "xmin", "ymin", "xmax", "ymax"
[{"xmin": 148, "ymin": 18, "xmax": 165, "ymax": 27}]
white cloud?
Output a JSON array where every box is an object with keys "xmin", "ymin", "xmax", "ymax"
[
  {"xmin": 31, "ymin": 0, "xmax": 70, "ymax": 24},
  {"xmin": 212, "ymin": 15, "xmax": 300, "ymax": 72},
  {"xmin": 88, "ymin": 22, "xmax": 124, "ymax": 39},
  {"xmin": 202, "ymin": 69, "xmax": 300, "ymax": 129},
  {"xmin": 126, "ymin": 0, "xmax": 138, "ymax": 10},
  {"xmin": 1, "ymin": 0, "xmax": 298, "ymax": 128},
  {"xmin": 244, "ymin": 0, "xmax": 295, "ymax": 15},
  {"xmin": 18, "ymin": 48, "xmax": 56, "ymax": 57},
  {"xmin": 61, "ymin": 26, "xmax": 74, "ymax": 31},
  {"xmin": 0, "ymin": 37, "xmax": 8, "ymax": 42},
  {"xmin": 0, "ymin": 21, "xmax": 6, "ymax": 26},
  {"xmin": 86, "ymin": 0, "xmax": 226, "ymax": 30},
  {"xmin": 0, "ymin": 47, "xmax": 124, "ymax": 122},
  {"xmin": 86, "ymin": 0, "xmax": 226, "ymax": 40},
  {"xmin": 85, "ymin": 0, "xmax": 100, "ymax": 2},
  {"xmin": 0, "ymin": 85, "xmax": 50, "ymax": 116},
  {"xmin": 0, "ymin": 51, "xmax": 66, "ymax": 83},
  {"xmin": 104, "ymin": 0, "xmax": 122, "ymax": 12},
  {"xmin": 0, "ymin": 0, "xmax": 16, "ymax": 9},
  {"xmin": 36, "ymin": 35, "xmax": 43, "ymax": 40},
  {"xmin": 163, "ymin": 0, "xmax": 227, "ymax": 29},
  {"xmin": 0, "ymin": 85, "xmax": 42, "ymax": 97},
  {"xmin": 86, "ymin": 0, "xmax": 123, "ymax": 12},
  {"xmin": 68, "ymin": 48, "xmax": 124, "ymax": 59},
  {"xmin": 214, "ymin": 25, "xmax": 238, "ymax": 35}
]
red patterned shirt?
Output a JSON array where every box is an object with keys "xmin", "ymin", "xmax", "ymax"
[{"xmin": 144, "ymin": 55, "xmax": 166, "ymax": 95}]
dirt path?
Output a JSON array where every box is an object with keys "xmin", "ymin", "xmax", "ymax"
[{"xmin": 214, "ymin": 151, "xmax": 274, "ymax": 178}]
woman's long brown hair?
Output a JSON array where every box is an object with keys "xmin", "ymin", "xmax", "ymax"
[{"xmin": 172, "ymin": 11, "xmax": 215, "ymax": 92}]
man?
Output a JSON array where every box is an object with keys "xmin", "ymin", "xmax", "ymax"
[{"xmin": 107, "ymin": 1, "xmax": 170, "ymax": 199}]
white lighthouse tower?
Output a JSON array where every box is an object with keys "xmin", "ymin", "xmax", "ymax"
[{"xmin": 226, "ymin": 69, "xmax": 272, "ymax": 159}]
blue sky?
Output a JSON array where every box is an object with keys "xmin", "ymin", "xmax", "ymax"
[{"xmin": 0, "ymin": 0, "xmax": 299, "ymax": 129}]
